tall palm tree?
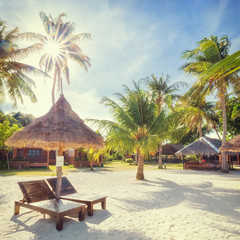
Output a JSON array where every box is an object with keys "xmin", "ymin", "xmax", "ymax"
[
  {"xmin": 142, "ymin": 74, "xmax": 186, "ymax": 168},
  {"xmin": 18, "ymin": 12, "xmax": 91, "ymax": 105},
  {"xmin": 176, "ymin": 96, "xmax": 216, "ymax": 138},
  {"xmin": 181, "ymin": 35, "xmax": 240, "ymax": 172},
  {"xmin": 0, "ymin": 19, "xmax": 46, "ymax": 106},
  {"xmin": 87, "ymin": 81, "xmax": 168, "ymax": 180}
]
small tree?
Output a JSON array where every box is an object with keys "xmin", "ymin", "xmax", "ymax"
[
  {"xmin": 0, "ymin": 121, "xmax": 21, "ymax": 169},
  {"xmin": 84, "ymin": 148, "xmax": 103, "ymax": 171}
]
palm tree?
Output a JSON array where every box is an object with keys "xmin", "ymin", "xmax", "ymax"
[
  {"xmin": 181, "ymin": 35, "xmax": 240, "ymax": 172},
  {"xmin": 200, "ymin": 50, "xmax": 240, "ymax": 81},
  {"xmin": 142, "ymin": 74, "xmax": 187, "ymax": 168},
  {"xmin": 18, "ymin": 12, "xmax": 91, "ymax": 105},
  {"xmin": 87, "ymin": 81, "xmax": 168, "ymax": 180},
  {"xmin": 0, "ymin": 19, "xmax": 47, "ymax": 106},
  {"xmin": 176, "ymin": 96, "xmax": 216, "ymax": 138}
]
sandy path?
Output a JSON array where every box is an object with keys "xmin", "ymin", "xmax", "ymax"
[{"xmin": 0, "ymin": 169, "xmax": 239, "ymax": 240}]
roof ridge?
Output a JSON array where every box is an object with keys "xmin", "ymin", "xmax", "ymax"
[{"xmin": 202, "ymin": 137, "xmax": 219, "ymax": 153}]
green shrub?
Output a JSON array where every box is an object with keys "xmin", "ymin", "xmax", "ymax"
[
  {"xmin": 126, "ymin": 158, "xmax": 134, "ymax": 164},
  {"xmin": 185, "ymin": 154, "xmax": 198, "ymax": 161},
  {"xmin": 113, "ymin": 152, "xmax": 124, "ymax": 160},
  {"xmin": 0, "ymin": 160, "xmax": 8, "ymax": 170}
]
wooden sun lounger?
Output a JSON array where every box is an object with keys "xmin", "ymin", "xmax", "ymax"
[
  {"xmin": 47, "ymin": 177, "xmax": 107, "ymax": 216},
  {"xmin": 14, "ymin": 180, "xmax": 86, "ymax": 231}
]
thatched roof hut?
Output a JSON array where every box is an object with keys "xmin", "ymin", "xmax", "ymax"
[
  {"xmin": 176, "ymin": 137, "xmax": 221, "ymax": 156},
  {"xmin": 219, "ymin": 135, "xmax": 240, "ymax": 152},
  {"xmin": 6, "ymin": 94, "xmax": 104, "ymax": 151},
  {"xmin": 162, "ymin": 144, "xmax": 184, "ymax": 155}
]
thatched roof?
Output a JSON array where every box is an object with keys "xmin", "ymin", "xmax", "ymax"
[
  {"xmin": 176, "ymin": 137, "xmax": 222, "ymax": 156},
  {"xmin": 219, "ymin": 135, "xmax": 240, "ymax": 152},
  {"xmin": 162, "ymin": 144, "xmax": 184, "ymax": 155},
  {"xmin": 6, "ymin": 94, "xmax": 104, "ymax": 151}
]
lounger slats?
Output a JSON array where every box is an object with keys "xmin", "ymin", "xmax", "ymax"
[
  {"xmin": 47, "ymin": 177, "xmax": 77, "ymax": 196},
  {"xmin": 15, "ymin": 180, "xmax": 86, "ymax": 231},
  {"xmin": 18, "ymin": 180, "xmax": 55, "ymax": 203},
  {"xmin": 47, "ymin": 177, "xmax": 107, "ymax": 216}
]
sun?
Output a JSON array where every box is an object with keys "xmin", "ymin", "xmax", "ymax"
[{"xmin": 43, "ymin": 39, "xmax": 63, "ymax": 59}]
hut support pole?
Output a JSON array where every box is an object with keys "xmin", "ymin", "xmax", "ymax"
[
  {"xmin": 12, "ymin": 148, "xmax": 17, "ymax": 159},
  {"xmin": 56, "ymin": 147, "xmax": 63, "ymax": 201},
  {"xmin": 47, "ymin": 151, "xmax": 49, "ymax": 169},
  {"xmin": 237, "ymin": 155, "xmax": 240, "ymax": 166}
]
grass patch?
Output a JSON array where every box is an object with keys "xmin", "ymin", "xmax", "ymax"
[
  {"xmin": 0, "ymin": 165, "xmax": 80, "ymax": 177},
  {"xmin": 0, "ymin": 161, "xmax": 184, "ymax": 176}
]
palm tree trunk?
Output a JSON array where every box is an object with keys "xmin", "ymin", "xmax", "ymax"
[
  {"xmin": 136, "ymin": 149, "xmax": 144, "ymax": 180},
  {"xmin": 220, "ymin": 91, "xmax": 229, "ymax": 173},
  {"xmin": 90, "ymin": 161, "xmax": 93, "ymax": 171},
  {"xmin": 214, "ymin": 127, "xmax": 221, "ymax": 140},
  {"xmin": 199, "ymin": 117, "xmax": 203, "ymax": 138},
  {"xmin": 52, "ymin": 68, "xmax": 57, "ymax": 105},
  {"xmin": 158, "ymin": 142, "xmax": 163, "ymax": 169},
  {"xmin": 6, "ymin": 152, "xmax": 9, "ymax": 170}
]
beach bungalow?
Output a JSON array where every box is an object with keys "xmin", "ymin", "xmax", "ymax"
[
  {"xmin": 9, "ymin": 148, "xmax": 103, "ymax": 169},
  {"xmin": 176, "ymin": 137, "xmax": 222, "ymax": 170},
  {"xmin": 219, "ymin": 135, "xmax": 240, "ymax": 168}
]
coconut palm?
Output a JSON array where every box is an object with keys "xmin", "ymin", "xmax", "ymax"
[
  {"xmin": 142, "ymin": 74, "xmax": 187, "ymax": 168},
  {"xmin": 181, "ymin": 35, "xmax": 240, "ymax": 172},
  {"xmin": 200, "ymin": 50, "xmax": 240, "ymax": 81},
  {"xmin": 176, "ymin": 96, "xmax": 216, "ymax": 138},
  {"xmin": 87, "ymin": 81, "xmax": 169, "ymax": 180},
  {"xmin": 0, "ymin": 19, "xmax": 47, "ymax": 106},
  {"xmin": 18, "ymin": 12, "xmax": 91, "ymax": 105}
]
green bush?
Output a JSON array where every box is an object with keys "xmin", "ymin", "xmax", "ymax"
[
  {"xmin": 113, "ymin": 152, "xmax": 124, "ymax": 160},
  {"xmin": 185, "ymin": 154, "xmax": 198, "ymax": 161},
  {"xmin": 0, "ymin": 160, "xmax": 8, "ymax": 170},
  {"xmin": 126, "ymin": 158, "xmax": 134, "ymax": 164},
  {"xmin": 108, "ymin": 156, "xmax": 114, "ymax": 161}
]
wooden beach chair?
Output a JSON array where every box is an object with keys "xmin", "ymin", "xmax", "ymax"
[
  {"xmin": 14, "ymin": 180, "xmax": 86, "ymax": 231},
  {"xmin": 47, "ymin": 177, "xmax": 107, "ymax": 216}
]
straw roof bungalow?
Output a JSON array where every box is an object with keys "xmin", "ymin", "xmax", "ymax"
[
  {"xmin": 162, "ymin": 143, "xmax": 184, "ymax": 155},
  {"xmin": 176, "ymin": 137, "xmax": 222, "ymax": 156},
  {"xmin": 6, "ymin": 94, "xmax": 104, "ymax": 151},
  {"xmin": 219, "ymin": 135, "xmax": 240, "ymax": 152}
]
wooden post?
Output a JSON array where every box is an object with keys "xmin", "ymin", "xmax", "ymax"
[
  {"xmin": 47, "ymin": 151, "xmax": 49, "ymax": 169},
  {"xmin": 12, "ymin": 148, "xmax": 17, "ymax": 159},
  {"xmin": 237, "ymin": 154, "xmax": 240, "ymax": 166},
  {"xmin": 56, "ymin": 147, "xmax": 63, "ymax": 201}
]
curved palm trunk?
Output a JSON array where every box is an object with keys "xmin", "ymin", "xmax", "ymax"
[
  {"xmin": 90, "ymin": 161, "xmax": 93, "ymax": 171},
  {"xmin": 136, "ymin": 149, "xmax": 144, "ymax": 180},
  {"xmin": 199, "ymin": 117, "xmax": 203, "ymax": 138},
  {"xmin": 221, "ymin": 94, "xmax": 229, "ymax": 173},
  {"xmin": 5, "ymin": 151, "xmax": 10, "ymax": 170},
  {"xmin": 52, "ymin": 68, "xmax": 58, "ymax": 105},
  {"xmin": 158, "ymin": 142, "xmax": 163, "ymax": 169}
]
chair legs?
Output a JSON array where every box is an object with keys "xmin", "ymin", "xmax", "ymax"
[
  {"xmin": 56, "ymin": 213, "xmax": 63, "ymax": 231},
  {"xmin": 101, "ymin": 199, "xmax": 106, "ymax": 209},
  {"xmin": 14, "ymin": 201, "xmax": 20, "ymax": 215}
]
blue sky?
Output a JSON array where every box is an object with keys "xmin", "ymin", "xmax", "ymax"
[{"xmin": 1, "ymin": 0, "xmax": 240, "ymax": 123}]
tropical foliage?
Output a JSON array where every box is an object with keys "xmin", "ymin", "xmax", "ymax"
[
  {"xmin": 0, "ymin": 19, "xmax": 46, "ymax": 106},
  {"xmin": 142, "ymin": 74, "xmax": 187, "ymax": 168},
  {"xmin": 0, "ymin": 120, "xmax": 21, "ymax": 169},
  {"xmin": 0, "ymin": 110, "xmax": 35, "ymax": 127},
  {"xmin": 18, "ymin": 12, "xmax": 91, "ymax": 105},
  {"xmin": 87, "ymin": 81, "xmax": 170, "ymax": 180},
  {"xmin": 216, "ymin": 96, "xmax": 240, "ymax": 140},
  {"xmin": 181, "ymin": 35, "xmax": 240, "ymax": 172}
]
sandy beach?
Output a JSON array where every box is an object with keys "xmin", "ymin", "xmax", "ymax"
[{"xmin": 0, "ymin": 168, "xmax": 240, "ymax": 240}]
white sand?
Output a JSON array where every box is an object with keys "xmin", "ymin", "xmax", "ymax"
[{"xmin": 0, "ymin": 168, "xmax": 240, "ymax": 240}]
